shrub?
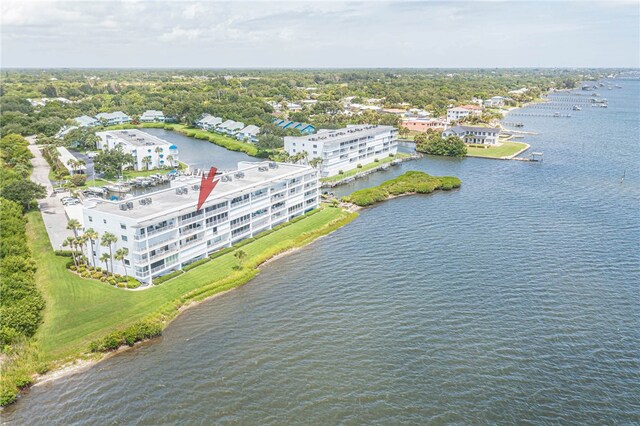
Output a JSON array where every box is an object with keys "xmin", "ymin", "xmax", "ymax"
[
  {"xmin": 80, "ymin": 271, "xmax": 90, "ymax": 278},
  {"xmin": 116, "ymin": 283, "xmax": 125, "ymax": 288},
  {"xmin": 69, "ymin": 265, "xmax": 77, "ymax": 271},
  {"xmin": 374, "ymin": 158, "xmax": 379, "ymax": 162},
  {"xmin": 54, "ymin": 250, "xmax": 74, "ymax": 257},
  {"xmin": 209, "ymin": 247, "xmax": 234, "ymax": 260},
  {"xmin": 126, "ymin": 280, "xmax": 141, "ymax": 289},
  {"xmin": 338, "ymin": 170, "xmax": 344, "ymax": 175},
  {"xmin": 70, "ymin": 174, "xmax": 87, "ymax": 187},
  {"xmin": 183, "ymin": 257, "xmax": 211, "ymax": 272},
  {"xmin": 92, "ymin": 272, "xmax": 102, "ymax": 279},
  {"xmin": 153, "ymin": 270, "xmax": 183, "ymax": 285},
  {"xmin": 357, "ymin": 164, "xmax": 363, "ymax": 168}
]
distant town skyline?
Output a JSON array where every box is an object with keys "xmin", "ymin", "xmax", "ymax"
[{"xmin": 2, "ymin": 0, "xmax": 639, "ymax": 68}]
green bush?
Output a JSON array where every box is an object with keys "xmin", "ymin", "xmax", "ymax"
[
  {"xmin": 88, "ymin": 320, "xmax": 163, "ymax": 352},
  {"xmin": 53, "ymin": 250, "xmax": 74, "ymax": 257},
  {"xmin": 153, "ymin": 269, "xmax": 183, "ymax": 285},
  {"xmin": 209, "ymin": 247, "xmax": 234, "ymax": 260},
  {"xmin": 183, "ymin": 257, "xmax": 211, "ymax": 272}
]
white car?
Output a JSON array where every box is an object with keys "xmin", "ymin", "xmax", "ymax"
[{"xmin": 62, "ymin": 198, "xmax": 80, "ymax": 206}]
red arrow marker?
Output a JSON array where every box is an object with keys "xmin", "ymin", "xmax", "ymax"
[{"xmin": 197, "ymin": 167, "xmax": 218, "ymax": 211}]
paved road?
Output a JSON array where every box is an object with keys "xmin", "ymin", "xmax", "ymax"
[{"xmin": 27, "ymin": 137, "xmax": 74, "ymax": 250}]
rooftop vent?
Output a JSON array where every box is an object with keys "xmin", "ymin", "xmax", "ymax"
[
  {"xmin": 175, "ymin": 187, "xmax": 189, "ymax": 195},
  {"xmin": 126, "ymin": 202, "xmax": 133, "ymax": 209},
  {"xmin": 258, "ymin": 166, "xmax": 268, "ymax": 172},
  {"xmin": 119, "ymin": 203, "xmax": 129, "ymax": 211},
  {"xmin": 269, "ymin": 162, "xmax": 277, "ymax": 169},
  {"xmin": 192, "ymin": 184, "xmax": 200, "ymax": 190},
  {"xmin": 234, "ymin": 171, "xmax": 245, "ymax": 179}
]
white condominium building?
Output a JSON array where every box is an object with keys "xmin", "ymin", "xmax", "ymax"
[
  {"xmin": 83, "ymin": 161, "xmax": 320, "ymax": 284},
  {"xmin": 446, "ymin": 105, "xmax": 482, "ymax": 123},
  {"xmin": 96, "ymin": 129, "xmax": 179, "ymax": 171},
  {"xmin": 284, "ymin": 125, "xmax": 398, "ymax": 177},
  {"xmin": 442, "ymin": 125, "xmax": 500, "ymax": 145}
]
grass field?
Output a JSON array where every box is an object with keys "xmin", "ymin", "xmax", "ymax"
[
  {"xmin": 28, "ymin": 206, "xmax": 356, "ymax": 361},
  {"xmin": 465, "ymin": 141, "xmax": 529, "ymax": 159},
  {"xmin": 320, "ymin": 153, "xmax": 411, "ymax": 183}
]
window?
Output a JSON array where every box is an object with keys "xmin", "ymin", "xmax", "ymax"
[
  {"xmin": 88, "ymin": 216, "xmax": 93, "ymax": 222},
  {"xmin": 103, "ymin": 219, "xmax": 107, "ymax": 224},
  {"xmin": 124, "ymin": 259, "xmax": 130, "ymax": 266},
  {"xmin": 121, "ymin": 235, "xmax": 128, "ymax": 241},
  {"xmin": 120, "ymin": 223, "xmax": 126, "ymax": 230}
]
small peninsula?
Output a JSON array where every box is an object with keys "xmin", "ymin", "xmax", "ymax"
[{"xmin": 342, "ymin": 171, "xmax": 462, "ymax": 207}]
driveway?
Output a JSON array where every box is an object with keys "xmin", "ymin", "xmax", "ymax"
[{"xmin": 27, "ymin": 137, "xmax": 74, "ymax": 250}]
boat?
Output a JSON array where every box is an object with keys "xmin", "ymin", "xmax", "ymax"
[
  {"xmin": 553, "ymin": 112, "xmax": 560, "ymax": 117},
  {"xmin": 106, "ymin": 183, "xmax": 131, "ymax": 193},
  {"xmin": 615, "ymin": 84, "xmax": 622, "ymax": 88},
  {"xmin": 573, "ymin": 105, "xmax": 581, "ymax": 111},
  {"xmin": 600, "ymin": 104, "xmax": 608, "ymax": 108}
]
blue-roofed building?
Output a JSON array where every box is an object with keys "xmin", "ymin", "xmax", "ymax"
[{"xmin": 272, "ymin": 118, "xmax": 315, "ymax": 134}]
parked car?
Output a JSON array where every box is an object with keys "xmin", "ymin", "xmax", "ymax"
[
  {"xmin": 54, "ymin": 187, "xmax": 68, "ymax": 193},
  {"xmin": 62, "ymin": 198, "xmax": 80, "ymax": 206}
]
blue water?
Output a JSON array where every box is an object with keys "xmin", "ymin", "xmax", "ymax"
[{"xmin": 4, "ymin": 82, "xmax": 639, "ymax": 424}]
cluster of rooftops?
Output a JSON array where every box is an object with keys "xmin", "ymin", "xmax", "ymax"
[{"xmin": 195, "ymin": 114, "xmax": 261, "ymax": 142}]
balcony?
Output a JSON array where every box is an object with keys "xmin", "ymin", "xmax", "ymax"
[
  {"xmin": 134, "ymin": 224, "xmax": 176, "ymax": 240},
  {"xmin": 151, "ymin": 261, "xmax": 178, "ymax": 275},
  {"xmin": 179, "ymin": 215, "xmax": 204, "ymax": 226},
  {"xmin": 180, "ymin": 225, "xmax": 203, "ymax": 237}
]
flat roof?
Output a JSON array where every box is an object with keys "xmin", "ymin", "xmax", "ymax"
[
  {"xmin": 285, "ymin": 125, "xmax": 395, "ymax": 146},
  {"xmin": 97, "ymin": 129, "xmax": 172, "ymax": 147},
  {"xmin": 56, "ymin": 146, "xmax": 86, "ymax": 171},
  {"xmin": 84, "ymin": 161, "xmax": 314, "ymax": 224}
]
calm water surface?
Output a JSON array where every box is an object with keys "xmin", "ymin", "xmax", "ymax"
[{"xmin": 4, "ymin": 83, "xmax": 639, "ymax": 424}]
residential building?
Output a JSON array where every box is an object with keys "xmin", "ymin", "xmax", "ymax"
[
  {"xmin": 82, "ymin": 161, "xmax": 320, "ymax": 284},
  {"xmin": 401, "ymin": 118, "xmax": 446, "ymax": 132},
  {"xmin": 286, "ymin": 102, "xmax": 302, "ymax": 112},
  {"xmin": 96, "ymin": 129, "xmax": 179, "ymax": 171},
  {"xmin": 74, "ymin": 115, "xmax": 100, "ymax": 127},
  {"xmin": 446, "ymin": 105, "xmax": 483, "ymax": 123},
  {"xmin": 56, "ymin": 146, "xmax": 86, "ymax": 175},
  {"xmin": 140, "ymin": 110, "xmax": 165, "ymax": 122},
  {"xmin": 195, "ymin": 114, "xmax": 222, "ymax": 130},
  {"xmin": 95, "ymin": 111, "xmax": 131, "ymax": 126},
  {"xmin": 484, "ymin": 96, "xmax": 508, "ymax": 107},
  {"xmin": 236, "ymin": 125, "xmax": 260, "ymax": 143},
  {"xmin": 442, "ymin": 125, "xmax": 500, "ymax": 145},
  {"xmin": 381, "ymin": 108, "xmax": 406, "ymax": 115},
  {"xmin": 284, "ymin": 125, "xmax": 398, "ymax": 177},
  {"xmin": 273, "ymin": 119, "xmax": 316, "ymax": 134},
  {"xmin": 223, "ymin": 121, "xmax": 245, "ymax": 136},
  {"xmin": 55, "ymin": 125, "xmax": 79, "ymax": 139},
  {"xmin": 405, "ymin": 108, "xmax": 431, "ymax": 118}
]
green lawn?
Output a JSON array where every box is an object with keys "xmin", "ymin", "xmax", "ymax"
[
  {"xmin": 105, "ymin": 123, "xmax": 259, "ymax": 157},
  {"xmin": 28, "ymin": 206, "xmax": 356, "ymax": 361},
  {"xmin": 465, "ymin": 141, "xmax": 529, "ymax": 159},
  {"xmin": 320, "ymin": 153, "xmax": 411, "ymax": 183}
]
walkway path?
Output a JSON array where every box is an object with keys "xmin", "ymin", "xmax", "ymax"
[{"xmin": 27, "ymin": 137, "xmax": 73, "ymax": 250}]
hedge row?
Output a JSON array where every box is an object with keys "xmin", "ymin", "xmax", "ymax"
[
  {"xmin": 183, "ymin": 257, "xmax": 211, "ymax": 272},
  {"xmin": 88, "ymin": 320, "xmax": 163, "ymax": 352},
  {"xmin": 153, "ymin": 269, "xmax": 183, "ymax": 285}
]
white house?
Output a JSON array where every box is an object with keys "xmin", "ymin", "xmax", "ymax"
[
  {"xmin": 284, "ymin": 125, "xmax": 398, "ymax": 178},
  {"xmin": 140, "ymin": 110, "xmax": 165, "ymax": 122},
  {"xmin": 95, "ymin": 111, "xmax": 131, "ymax": 126},
  {"xmin": 82, "ymin": 161, "xmax": 320, "ymax": 284},
  {"xmin": 442, "ymin": 125, "xmax": 500, "ymax": 145},
  {"xmin": 236, "ymin": 125, "xmax": 260, "ymax": 143},
  {"xmin": 216, "ymin": 120, "xmax": 244, "ymax": 135},
  {"xmin": 96, "ymin": 129, "xmax": 179, "ymax": 171},
  {"xmin": 446, "ymin": 105, "xmax": 483, "ymax": 123},
  {"xmin": 484, "ymin": 96, "xmax": 508, "ymax": 108},
  {"xmin": 74, "ymin": 115, "xmax": 100, "ymax": 127},
  {"xmin": 195, "ymin": 114, "xmax": 222, "ymax": 130}
]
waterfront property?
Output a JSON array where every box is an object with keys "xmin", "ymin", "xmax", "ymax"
[
  {"xmin": 83, "ymin": 161, "xmax": 320, "ymax": 284},
  {"xmin": 96, "ymin": 129, "xmax": 179, "ymax": 170},
  {"xmin": 284, "ymin": 125, "xmax": 398, "ymax": 177},
  {"xmin": 442, "ymin": 125, "xmax": 500, "ymax": 145},
  {"xmin": 56, "ymin": 146, "xmax": 86, "ymax": 175},
  {"xmin": 446, "ymin": 105, "xmax": 483, "ymax": 123},
  {"xmin": 401, "ymin": 118, "xmax": 447, "ymax": 132},
  {"xmin": 216, "ymin": 119, "xmax": 244, "ymax": 135},
  {"xmin": 195, "ymin": 114, "xmax": 223, "ymax": 130},
  {"xmin": 236, "ymin": 125, "xmax": 261, "ymax": 143},
  {"xmin": 484, "ymin": 96, "xmax": 508, "ymax": 107},
  {"xmin": 96, "ymin": 111, "xmax": 132, "ymax": 126},
  {"xmin": 140, "ymin": 110, "xmax": 165, "ymax": 123}
]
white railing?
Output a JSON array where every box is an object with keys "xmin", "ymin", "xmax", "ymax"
[{"xmin": 134, "ymin": 224, "xmax": 176, "ymax": 240}]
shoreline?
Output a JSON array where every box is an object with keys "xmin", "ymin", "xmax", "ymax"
[{"xmin": 17, "ymin": 208, "xmax": 358, "ymax": 399}]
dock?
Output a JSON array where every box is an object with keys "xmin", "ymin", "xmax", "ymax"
[
  {"xmin": 513, "ymin": 152, "xmax": 544, "ymax": 162},
  {"xmin": 510, "ymin": 112, "xmax": 572, "ymax": 118}
]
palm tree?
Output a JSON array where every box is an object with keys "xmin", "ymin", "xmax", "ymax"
[
  {"xmin": 76, "ymin": 234, "xmax": 88, "ymax": 265},
  {"xmin": 100, "ymin": 232, "xmax": 118, "ymax": 274},
  {"xmin": 234, "ymin": 249, "xmax": 247, "ymax": 269},
  {"xmin": 154, "ymin": 147, "xmax": 163, "ymax": 168},
  {"xmin": 67, "ymin": 218, "xmax": 82, "ymax": 238},
  {"xmin": 299, "ymin": 150, "xmax": 309, "ymax": 165},
  {"xmin": 62, "ymin": 236, "xmax": 78, "ymax": 267},
  {"xmin": 99, "ymin": 253, "xmax": 110, "ymax": 274},
  {"xmin": 309, "ymin": 157, "xmax": 323, "ymax": 169},
  {"xmin": 84, "ymin": 228, "xmax": 99, "ymax": 267},
  {"xmin": 142, "ymin": 155, "xmax": 152, "ymax": 171},
  {"xmin": 114, "ymin": 248, "xmax": 129, "ymax": 277},
  {"xmin": 66, "ymin": 159, "xmax": 78, "ymax": 172},
  {"xmin": 166, "ymin": 155, "xmax": 174, "ymax": 168}
]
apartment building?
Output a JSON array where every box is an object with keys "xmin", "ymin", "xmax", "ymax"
[
  {"xmin": 140, "ymin": 110, "xmax": 165, "ymax": 122},
  {"xmin": 284, "ymin": 125, "xmax": 397, "ymax": 177},
  {"xmin": 95, "ymin": 111, "xmax": 131, "ymax": 125},
  {"xmin": 83, "ymin": 161, "xmax": 319, "ymax": 284},
  {"xmin": 96, "ymin": 129, "xmax": 179, "ymax": 170}
]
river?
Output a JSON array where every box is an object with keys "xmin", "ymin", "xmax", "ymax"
[{"xmin": 4, "ymin": 82, "xmax": 639, "ymax": 424}]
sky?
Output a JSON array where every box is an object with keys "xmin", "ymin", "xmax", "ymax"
[{"xmin": 1, "ymin": 0, "xmax": 639, "ymax": 68}]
